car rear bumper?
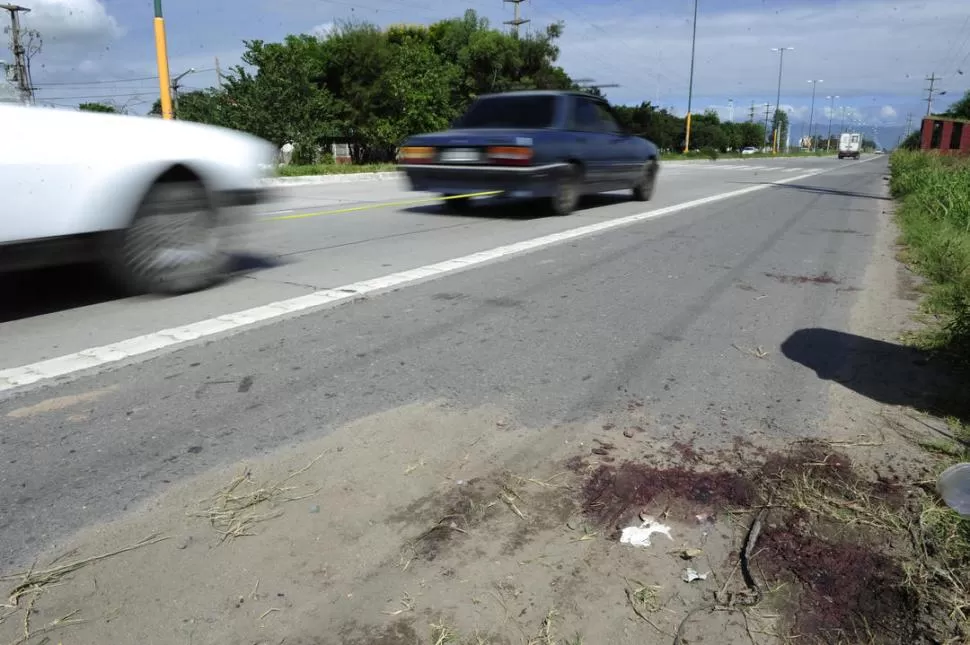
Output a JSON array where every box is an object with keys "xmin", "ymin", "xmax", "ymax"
[{"xmin": 399, "ymin": 163, "xmax": 568, "ymax": 197}]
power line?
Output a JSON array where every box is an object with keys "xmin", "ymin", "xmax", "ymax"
[
  {"xmin": 32, "ymin": 67, "xmax": 215, "ymax": 88},
  {"xmin": 35, "ymin": 91, "xmax": 153, "ymax": 100}
]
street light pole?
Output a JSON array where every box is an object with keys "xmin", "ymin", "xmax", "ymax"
[
  {"xmin": 170, "ymin": 67, "xmax": 195, "ymax": 119},
  {"xmin": 770, "ymin": 46, "xmax": 793, "ymax": 153},
  {"xmin": 683, "ymin": 0, "xmax": 698, "ymax": 154},
  {"xmin": 153, "ymin": 0, "xmax": 174, "ymax": 120},
  {"xmin": 839, "ymin": 106, "xmax": 847, "ymax": 134},
  {"xmin": 825, "ymin": 95, "xmax": 839, "ymax": 150},
  {"xmin": 806, "ymin": 79, "xmax": 822, "ymax": 150}
]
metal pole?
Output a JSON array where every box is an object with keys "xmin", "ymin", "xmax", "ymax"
[
  {"xmin": 807, "ymin": 80, "xmax": 821, "ymax": 150},
  {"xmin": 153, "ymin": 0, "xmax": 174, "ymax": 120},
  {"xmin": 771, "ymin": 47, "xmax": 793, "ymax": 154},
  {"xmin": 683, "ymin": 0, "xmax": 698, "ymax": 153},
  {"xmin": 825, "ymin": 95, "xmax": 838, "ymax": 150}
]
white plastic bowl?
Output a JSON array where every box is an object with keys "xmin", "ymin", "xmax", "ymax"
[{"xmin": 937, "ymin": 463, "xmax": 970, "ymax": 517}]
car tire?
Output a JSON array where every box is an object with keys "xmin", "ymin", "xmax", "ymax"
[
  {"xmin": 442, "ymin": 195, "xmax": 472, "ymax": 213},
  {"xmin": 631, "ymin": 160, "xmax": 658, "ymax": 201},
  {"xmin": 548, "ymin": 164, "xmax": 581, "ymax": 216},
  {"xmin": 107, "ymin": 180, "xmax": 228, "ymax": 295}
]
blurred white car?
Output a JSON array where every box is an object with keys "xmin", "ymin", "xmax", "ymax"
[
  {"xmin": 0, "ymin": 104, "xmax": 277, "ymax": 294},
  {"xmin": 740, "ymin": 146, "xmax": 758, "ymax": 155}
]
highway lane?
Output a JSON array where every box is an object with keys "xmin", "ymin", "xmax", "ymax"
[
  {"xmin": 0, "ymin": 156, "xmax": 889, "ymax": 568},
  {"xmin": 0, "ymin": 156, "xmax": 845, "ymax": 372}
]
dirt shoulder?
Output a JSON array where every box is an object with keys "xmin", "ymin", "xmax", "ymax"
[{"xmin": 1, "ymin": 173, "xmax": 963, "ymax": 645}]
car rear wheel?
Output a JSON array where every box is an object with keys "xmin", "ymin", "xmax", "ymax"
[
  {"xmin": 548, "ymin": 164, "xmax": 581, "ymax": 216},
  {"xmin": 108, "ymin": 180, "xmax": 228, "ymax": 295},
  {"xmin": 632, "ymin": 160, "xmax": 658, "ymax": 201},
  {"xmin": 441, "ymin": 195, "xmax": 472, "ymax": 213}
]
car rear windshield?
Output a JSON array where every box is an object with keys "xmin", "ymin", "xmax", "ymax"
[{"xmin": 456, "ymin": 95, "xmax": 557, "ymax": 129}]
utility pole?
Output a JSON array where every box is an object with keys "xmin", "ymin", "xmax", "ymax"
[
  {"xmin": 825, "ymin": 94, "xmax": 838, "ymax": 150},
  {"xmin": 770, "ymin": 46, "xmax": 794, "ymax": 153},
  {"xmin": 806, "ymin": 79, "xmax": 822, "ymax": 150},
  {"xmin": 153, "ymin": 0, "xmax": 174, "ymax": 120},
  {"xmin": 924, "ymin": 72, "xmax": 942, "ymax": 117},
  {"xmin": 1, "ymin": 3, "xmax": 33, "ymax": 105},
  {"xmin": 839, "ymin": 105, "xmax": 847, "ymax": 134},
  {"xmin": 503, "ymin": 0, "xmax": 529, "ymax": 35},
  {"xmin": 748, "ymin": 101, "xmax": 756, "ymax": 123},
  {"xmin": 905, "ymin": 112, "xmax": 914, "ymax": 136},
  {"xmin": 727, "ymin": 98, "xmax": 734, "ymax": 122},
  {"xmin": 683, "ymin": 0, "xmax": 698, "ymax": 153},
  {"xmin": 763, "ymin": 102, "xmax": 772, "ymax": 148},
  {"xmin": 215, "ymin": 56, "xmax": 223, "ymax": 88}
]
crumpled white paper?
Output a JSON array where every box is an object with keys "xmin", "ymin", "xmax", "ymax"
[{"xmin": 619, "ymin": 516, "xmax": 673, "ymax": 548}]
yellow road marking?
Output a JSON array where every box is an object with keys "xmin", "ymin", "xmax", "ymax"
[{"xmin": 266, "ymin": 190, "xmax": 504, "ymax": 221}]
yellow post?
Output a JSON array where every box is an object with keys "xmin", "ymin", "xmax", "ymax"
[
  {"xmin": 684, "ymin": 112, "xmax": 692, "ymax": 153},
  {"xmin": 772, "ymin": 128, "xmax": 779, "ymax": 154},
  {"xmin": 153, "ymin": 0, "xmax": 173, "ymax": 120}
]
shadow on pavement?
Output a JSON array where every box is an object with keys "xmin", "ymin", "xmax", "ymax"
[
  {"xmin": 404, "ymin": 192, "xmax": 634, "ymax": 219},
  {"xmin": 0, "ymin": 252, "xmax": 284, "ymax": 324},
  {"xmin": 737, "ymin": 181, "xmax": 892, "ymax": 201},
  {"xmin": 781, "ymin": 327, "xmax": 969, "ymax": 426}
]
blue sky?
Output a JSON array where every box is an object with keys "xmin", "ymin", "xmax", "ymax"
[{"xmin": 4, "ymin": 0, "xmax": 969, "ymax": 143}]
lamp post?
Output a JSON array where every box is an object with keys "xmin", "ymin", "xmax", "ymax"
[
  {"xmin": 683, "ymin": 0, "xmax": 698, "ymax": 153},
  {"xmin": 170, "ymin": 67, "xmax": 195, "ymax": 119},
  {"xmin": 152, "ymin": 0, "xmax": 174, "ymax": 120},
  {"xmin": 770, "ymin": 46, "xmax": 794, "ymax": 153},
  {"xmin": 825, "ymin": 94, "xmax": 839, "ymax": 150},
  {"xmin": 806, "ymin": 79, "xmax": 822, "ymax": 150}
]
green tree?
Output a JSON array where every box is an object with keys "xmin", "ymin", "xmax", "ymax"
[
  {"xmin": 79, "ymin": 102, "xmax": 117, "ymax": 113},
  {"xmin": 770, "ymin": 109, "xmax": 789, "ymax": 149},
  {"xmin": 944, "ymin": 90, "xmax": 970, "ymax": 120}
]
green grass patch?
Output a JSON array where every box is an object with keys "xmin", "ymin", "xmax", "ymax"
[
  {"xmin": 889, "ymin": 150, "xmax": 970, "ymax": 361},
  {"xmin": 275, "ymin": 163, "xmax": 397, "ymax": 177}
]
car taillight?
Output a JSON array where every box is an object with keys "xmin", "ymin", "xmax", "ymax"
[
  {"xmin": 487, "ymin": 146, "xmax": 533, "ymax": 166},
  {"xmin": 399, "ymin": 146, "xmax": 435, "ymax": 163}
]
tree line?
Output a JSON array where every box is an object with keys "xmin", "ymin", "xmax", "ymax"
[{"xmin": 80, "ymin": 9, "xmax": 856, "ymax": 161}]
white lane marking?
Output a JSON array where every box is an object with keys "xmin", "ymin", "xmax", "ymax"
[{"xmin": 0, "ymin": 159, "xmax": 877, "ymax": 393}]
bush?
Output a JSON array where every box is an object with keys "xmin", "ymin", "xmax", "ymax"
[
  {"xmin": 890, "ymin": 150, "xmax": 970, "ymax": 359},
  {"xmin": 702, "ymin": 147, "xmax": 719, "ymax": 161}
]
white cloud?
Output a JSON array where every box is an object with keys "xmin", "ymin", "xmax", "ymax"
[
  {"xmin": 19, "ymin": 0, "xmax": 123, "ymax": 45},
  {"xmin": 311, "ymin": 22, "xmax": 335, "ymax": 39},
  {"xmin": 880, "ymin": 105, "xmax": 898, "ymax": 119}
]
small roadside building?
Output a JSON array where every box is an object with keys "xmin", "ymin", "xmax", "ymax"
[{"xmin": 920, "ymin": 116, "xmax": 970, "ymax": 155}]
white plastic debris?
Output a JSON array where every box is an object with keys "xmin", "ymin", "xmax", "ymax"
[
  {"xmin": 619, "ymin": 516, "xmax": 673, "ymax": 548},
  {"xmin": 682, "ymin": 568, "xmax": 709, "ymax": 583}
]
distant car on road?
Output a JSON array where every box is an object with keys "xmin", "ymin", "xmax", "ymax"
[
  {"xmin": 397, "ymin": 90, "xmax": 660, "ymax": 216},
  {"xmin": 740, "ymin": 146, "xmax": 758, "ymax": 155},
  {"xmin": 0, "ymin": 104, "xmax": 276, "ymax": 294}
]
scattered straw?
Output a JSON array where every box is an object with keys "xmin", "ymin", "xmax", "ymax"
[
  {"xmin": 2, "ymin": 534, "xmax": 170, "ymax": 607},
  {"xmin": 189, "ymin": 453, "xmax": 324, "ymax": 541},
  {"xmin": 382, "ymin": 592, "xmax": 414, "ymax": 616}
]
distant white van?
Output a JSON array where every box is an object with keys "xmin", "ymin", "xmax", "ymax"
[{"xmin": 838, "ymin": 132, "xmax": 862, "ymax": 159}]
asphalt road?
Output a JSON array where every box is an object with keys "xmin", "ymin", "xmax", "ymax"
[{"xmin": 0, "ymin": 155, "xmax": 889, "ymax": 567}]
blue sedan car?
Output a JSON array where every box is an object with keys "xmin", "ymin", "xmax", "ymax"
[{"xmin": 397, "ymin": 90, "xmax": 660, "ymax": 216}]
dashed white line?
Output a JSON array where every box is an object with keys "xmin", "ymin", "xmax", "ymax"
[{"xmin": 0, "ymin": 159, "xmax": 877, "ymax": 394}]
